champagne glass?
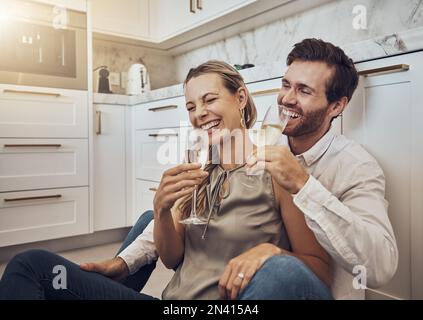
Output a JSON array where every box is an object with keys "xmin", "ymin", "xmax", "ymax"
[
  {"xmin": 179, "ymin": 129, "xmax": 209, "ymax": 225},
  {"xmin": 247, "ymin": 104, "xmax": 290, "ymax": 176}
]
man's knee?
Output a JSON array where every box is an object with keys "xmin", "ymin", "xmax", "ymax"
[
  {"xmin": 240, "ymin": 255, "xmax": 317, "ymax": 299},
  {"xmin": 134, "ymin": 210, "xmax": 154, "ymax": 229},
  {"xmin": 6, "ymin": 249, "xmax": 55, "ymax": 274}
]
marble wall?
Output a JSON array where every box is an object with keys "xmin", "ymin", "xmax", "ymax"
[
  {"xmin": 174, "ymin": 0, "xmax": 423, "ymax": 82},
  {"xmin": 93, "ymin": 39, "xmax": 176, "ymax": 92}
]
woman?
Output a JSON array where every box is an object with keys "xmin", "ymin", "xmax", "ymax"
[{"xmin": 0, "ymin": 60, "xmax": 332, "ymax": 300}]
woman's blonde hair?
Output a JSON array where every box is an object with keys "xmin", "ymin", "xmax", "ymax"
[{"xmin": 177, "ymin": 60, "xmax": 257, "ymax": 219}]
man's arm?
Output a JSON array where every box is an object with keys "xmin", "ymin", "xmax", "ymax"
[
  {"xmin": 118, "ymin": 219, "xmax": 158, "ymax": 275},
  {"xmin": 293, "ymin": 161, "xmax": 398, "ymax": 288}
]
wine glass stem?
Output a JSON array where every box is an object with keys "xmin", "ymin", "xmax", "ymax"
[{"xmin": 191, "ymin": 187, "xmax": 198, "ymax": 218}]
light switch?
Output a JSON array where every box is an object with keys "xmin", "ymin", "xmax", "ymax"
[{"xmin": 109, "ymin": 72, "xmax": 120, "ymax": 86}]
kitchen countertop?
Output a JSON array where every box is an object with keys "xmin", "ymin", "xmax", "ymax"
[{"xmin": 94, "ymin": 26, "xmax": 423, "ymax": 106}]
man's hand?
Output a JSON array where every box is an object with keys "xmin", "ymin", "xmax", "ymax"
[
  {"xmin": 80, "ymin": 257, "xmax": 130, "ymax": 282},
  {"xmin": 247, "ymin": 146, "xmax": 309, "ymax": 194},
  {"xmin": 218, "ymin": 243, "xmax": 284, "ymax": 300}
]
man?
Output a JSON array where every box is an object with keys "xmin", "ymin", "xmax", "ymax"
[{"xmin": 81, "ymin": 38, "xmax": 398, "ymax": 300}]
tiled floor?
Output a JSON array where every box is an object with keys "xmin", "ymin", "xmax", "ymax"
[{"xmin": 0, "ymin": 242, "xmax": 174, "ymax": 299}]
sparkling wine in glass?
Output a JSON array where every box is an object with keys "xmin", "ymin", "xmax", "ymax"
[
  {"xmin": 179, "ymin": 129, "xmax": 209, "ymax": 225},
  {"xmin": 247, "ymin": 104, "xmax": 290, "ymax": 176}
]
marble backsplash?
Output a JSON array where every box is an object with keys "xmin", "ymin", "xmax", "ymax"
[
  {"xmin": 174, "ymin": 0, "xmax": 423, "ymax": 82},
  {"xmin": 93, "ymin": 39, "xmax": 177, "ymax": 93}
]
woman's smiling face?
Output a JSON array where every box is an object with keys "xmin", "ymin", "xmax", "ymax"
[{"xmin": 185, "ymin": 73, "xmax": 244, "ymax": 145}]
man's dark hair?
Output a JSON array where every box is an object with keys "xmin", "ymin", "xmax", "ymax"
[{"xmin": 287, "ymin": 38, "xmax": 359, "ymax": 103}]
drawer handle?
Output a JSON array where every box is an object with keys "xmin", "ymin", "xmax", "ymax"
[
  {"xmin": 149, "ymin": 188, "xmax": 158, "ymax": 192},
  {"xmin": 96, "ymin": 110, "xmax": 102, "ymax": 135},
  {"xmin": 148, "ymin": 105, "xmax": 178, "ymax": 112},
  {"xmin": 251, "ymin": 88, "xmax": 280, "ymax": 96},
  {"xmin": 358, "ymin": 64, "xmax": 410, "ymax": 77},
  {"xmin": 4, "ymin": 194, "xmax": 62, "ymax": 202},
  {"xmin": 190, "ymin": 0, "xmax": 195, "ymax": 13},
  {"xmin": 4, "ymin": 144, "xmax": 62, "ymax": 148},
  {"xmin": 148, "ymin": 133, "xmax": 178, "ymax": 138},
  {"xmin": 197, "ymin": 0, "xmax": 203, "ymax": 10},
  {"xmin": 3, "ymin": 89, "xmax": 61, "ymax": 97}
]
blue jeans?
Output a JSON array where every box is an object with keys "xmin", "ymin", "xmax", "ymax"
[
  {"xmin": 0, "ymin": 211, "xmax": 157, "ymax": 300},
  {"xmin": 0, "ymin": 210, "xmax": 333, "ymax": 300}
]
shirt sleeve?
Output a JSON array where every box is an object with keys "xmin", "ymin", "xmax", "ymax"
[
  {"xmin": 117, "ymin": 220, "xmax": 158, "ymax": 275},
  {"xmin": 293, "ymin": 162, "xmax": 398, "ymax": 288}
]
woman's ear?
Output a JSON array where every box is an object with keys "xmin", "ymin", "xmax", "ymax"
[
  {"xmin": 329, "ymin": 96, "xmax": 348, "ymax": 118},
  {"xmin": 237, "ymin": 87, "xmax": 248, "ymax": 110}
]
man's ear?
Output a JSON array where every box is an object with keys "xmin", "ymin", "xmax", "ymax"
[
  {"xmin": 237, "ymin": 87, "xmax": 248, "ymax": 110},
  {"xmin": 329, "ymin": 96, "xmax": 348, "ymax": 118}
]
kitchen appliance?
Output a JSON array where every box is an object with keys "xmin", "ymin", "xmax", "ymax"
[
  {"xmin": 93, "ymin": 66, "xmax": 112, "ymax": 93},
  {"xmin": 0, "ymin": 0, "xmax": 88, "ymax": 90},
  {"xmin": 126, "ymin": 63, "xmax": 150, "ymax": 95}
]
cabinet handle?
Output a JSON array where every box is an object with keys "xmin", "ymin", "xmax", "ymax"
[
  {"xmin": 190, "ymin": 0, "xmax": 195, "ymax": 13},
  {"xmin": 149, "ymin": 188, "xmax": 158, "ymax": 192},
  {"xmin": 197, "ymin": 0, "xmax": 203, "ymax": 10},
  {"xmin": 358, "ymin": 64, "xmax": 410, "ymax": 77},
  {"xmin": 4, "ymin": 144, "xmax": 62, "ymax": 148},
  {"xmin": 251, "ymin": 88, "xmax": 280, "ymax": 96},
  {"xmin": 3, "ymin": 89, "xmax": 61, "ymax": 97},
  {"xmin": 148, "ymin": 133, "xmax": 178, "ymax": 138},
  {"xmin": 148, "ymin": 105, "xmax": 178, "ymax": 112},
  {"xmin": 4, "ymin": 194, "xmax": 62, "ymax": 202},
  {"xmin": 96, "ymin": 110, "xmax": 102, "ymax": 135}
]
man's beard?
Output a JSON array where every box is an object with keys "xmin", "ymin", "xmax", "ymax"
[{"xmin": 283, "ymin": 104, "xmax": 329, "ymax": 137}]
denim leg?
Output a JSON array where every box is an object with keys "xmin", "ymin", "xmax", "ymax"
[
  {"xmin": 117, "ymin": 210, "xmax": 157, "ymax": 292},
  {"xmin": 0, "ymin": 249, "xmax": 156, "ymax": 300},
  {"xmin": 238, "ymin": 255, "xmax": 333, "ymax": 300}
]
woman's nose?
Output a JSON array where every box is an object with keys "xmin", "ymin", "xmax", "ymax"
[{"xmin": 195, "ymin": 104, "xmax": 208, "ymax": 119}]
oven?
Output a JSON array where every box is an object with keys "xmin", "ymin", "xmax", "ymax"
[{"xmin": 0, "ymin": 0, "xmax": 87, "ymax": 90}]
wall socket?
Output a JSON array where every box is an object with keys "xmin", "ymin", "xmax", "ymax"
[{"xmin": 109, "ymin": 72, "xmax": 120, "ymax": 86}]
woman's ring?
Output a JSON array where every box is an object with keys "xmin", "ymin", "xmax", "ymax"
[{"xmin": 237, "ymin": 272, "xmax": 245, "ymax": 279}]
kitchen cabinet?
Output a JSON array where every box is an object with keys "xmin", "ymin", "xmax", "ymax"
[
  {"xmin": 91, "ymin": 0, "xmax": 150, "ymax": 40},
  {"xmin": 150, "ymin": 0, "xmax": 256, "ymax": 41},
  {"xmin": 33, "ymin": 0, "xmax": 87, "ymax": 12},
  {"xmin": 344, "ymin": 50, "xmax": 423, "ymax": 299},
  {"xmin": 0, "ymin": 84, "xmax": 90, "ymax": 247},
  {"xmin": 93, "ymin": 104, "xmax": 127, "ymax": 231}
]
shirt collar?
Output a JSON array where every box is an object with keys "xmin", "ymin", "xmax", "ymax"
[{"xmin": 293, "ymin": 126, "xmax": 337, "ymax": 167}]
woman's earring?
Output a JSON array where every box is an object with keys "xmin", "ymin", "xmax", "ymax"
[{"xmin": 240, "ymin": 108, "xmax": 246, "ymax": 128}]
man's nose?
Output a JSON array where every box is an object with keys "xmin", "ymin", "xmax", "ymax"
[{"xmin": 281, "ymin": 88, "xmax": 297, "ymax": 106}]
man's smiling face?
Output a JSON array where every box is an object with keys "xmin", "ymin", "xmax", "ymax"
[{"xmin": 278, "ymin": 60, "xmax": 336, "ymax": 137}]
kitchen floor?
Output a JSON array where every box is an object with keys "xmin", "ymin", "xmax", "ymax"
[{"xmin": 0, "ymin": 242, "xmax": 174, "ymax": 299}]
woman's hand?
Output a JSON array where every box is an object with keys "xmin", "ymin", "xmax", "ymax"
[
  {"xmin": 153, "ymin": 163, "xmax": 208, "ymax": 216},
  {"xmin": 80, "ymin": 257, "xmax": 129, "ymax": 282},
  {"xmin": 218, "ymin": 243, "xmax": 284, "ymax": 300},
  {"xmin": 247, "ymin": 146, "xmax": 309, "ymax": 194}
]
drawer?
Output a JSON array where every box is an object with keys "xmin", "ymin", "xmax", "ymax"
[
  {"xmin": 135, "ymin": 128, "xmax": 183, "ymax": 182},
  {"xmin": 0, "ymin": 84, "xmax": 88, "ymax": 138},
  {"xmin": 133, "ymin": 179, "xmax": 159, "ymax": 225},
  {"xmin": 248, "ymin": 78, "xmax": 282, "ymax": 122},
  {"xmin": 134, "ymin": 96, "xmax": 189, "ymax": 130},
  {"xmin": 0, "ymin": 187, "xmax": 89, "ymax": 247},
  {"xmin": 0, "ymin": 139, "xmax": 88, "ymax": 192}
]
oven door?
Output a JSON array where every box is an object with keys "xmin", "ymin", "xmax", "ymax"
[{"xmin": 0, "ymin": 0, "xmax": 87, "ymax": 90}]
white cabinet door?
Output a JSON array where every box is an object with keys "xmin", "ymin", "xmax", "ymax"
[
  {"xmin": 133, "ymin": 179, "xmax": 158, "ymax": 225},
  {"xmin": 0, "ymin": 139, "xmax": 88, "ymax": 192},
  {"xmin": 0, "ymin": 187, "xmax": 89, "ymax": 247},
  {"xmin": 91, "ymin": 0, "xmax": 150, "ymax": 40},
  {"xmin": 344, "ymin": 51, "xmax": 423, "ymax": 299},
  {"xmin": 135, "ymin": 128, "xmax": 182, "ymax": 182},
  {"xmin": 93, "ymin": 104, "xmax": 127, "ymax": 231},
  {"xmin": 151, "ymin": 0, "xmax": 256, "ymax": 40},
  {"xmin": 0, "ymin": 85, "xmax": 88, "ymax": 138}
]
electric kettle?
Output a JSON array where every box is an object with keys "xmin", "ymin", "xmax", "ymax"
[{"xmin": 126, "ymin": 63, "xmax": 151, "ymax": 95}]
